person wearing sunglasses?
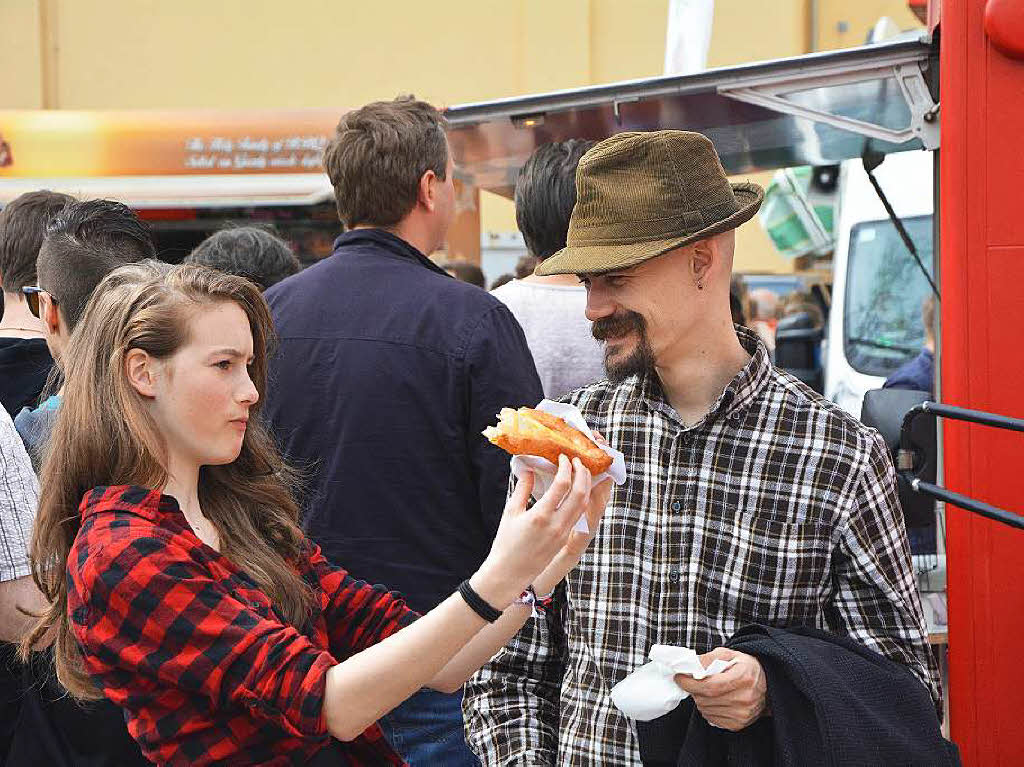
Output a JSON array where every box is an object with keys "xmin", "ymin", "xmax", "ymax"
[
  {"xmin": 19, "ymin": 285, "xmax": 52, "ymax": 321},
  {"xmin": 13, "ymin": 200, "xmax": 156, "ymax": 469},
  {"xmin": 0, "ymin": 191, "xmax": 73, "ymax": 421}
]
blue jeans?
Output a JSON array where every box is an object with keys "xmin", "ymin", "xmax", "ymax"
[{"xmin": 378, "ymin": 687, "xmax": 480, "ymax": 766}]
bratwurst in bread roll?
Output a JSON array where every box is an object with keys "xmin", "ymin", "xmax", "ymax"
[{"xmin": 483, "ymin": 407, "xmax": 613, "ymax": 475}]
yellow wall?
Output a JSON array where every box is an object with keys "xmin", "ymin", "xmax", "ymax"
[
  {"xmin": 708, "ymin": 0, "xmax": 809, "ymax": 68},
  {"xmin": 0, "ymin": 0, "xmax": 923, "ymax": 273},
  {"xmin": 1, "ymin": 0, "xmax": 45, "ymax": 108},
  {"xmin": 816, "ymin": 0, "xmax": 924, "ymax": 51}
]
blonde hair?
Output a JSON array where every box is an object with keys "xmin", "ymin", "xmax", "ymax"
[{"xmin": 23, "ymin": 261, "xmax": 313, "ymax": 698}]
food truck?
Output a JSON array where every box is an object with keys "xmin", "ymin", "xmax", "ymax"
[{"xmin": 1, "ymin": 0, "xmax": 1021, "ymax": 760}]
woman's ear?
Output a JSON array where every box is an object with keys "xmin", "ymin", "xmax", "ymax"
[{"xmin": 125, "ymin": 349, "xmax": 158, "ymax": 398}]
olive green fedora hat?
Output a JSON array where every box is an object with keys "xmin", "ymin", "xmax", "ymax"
[{"xmin": 536, "ymin": 130, "xmax": 764, "ymax": 276}]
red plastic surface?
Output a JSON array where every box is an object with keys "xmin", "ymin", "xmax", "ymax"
[
  {"xmin": 942, "ymin": 1, "xmax": 1024, "ymax": 764},
  {"xmin": 985, "ymin": 0, "xmax": 1024, "ymax": 59}
]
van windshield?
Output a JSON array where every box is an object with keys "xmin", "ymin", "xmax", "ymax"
[{"xmin": 844, "ymin": 215, "xmax": 935, "ymax": 377}]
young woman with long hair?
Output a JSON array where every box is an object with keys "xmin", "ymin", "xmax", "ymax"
[{"xmin": 23, "ymin": 261, "xmax": 610, "ymax": 766}]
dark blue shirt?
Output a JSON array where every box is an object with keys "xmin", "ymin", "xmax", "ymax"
[
  {"xmin": 0, "ymin": 337, "xmax": 53, "ymax": 417},
  {"xmin": 882, "ymin": 348, "xmax": 934, "ymax": 398},
  {"xmin": 264, "ymin": 229, "xmax": 543, "ymax": 613}
]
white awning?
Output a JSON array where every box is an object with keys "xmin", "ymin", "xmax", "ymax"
[{"xmin": 0, "ymin": 173, "xmax": 333, "ymax": 208}]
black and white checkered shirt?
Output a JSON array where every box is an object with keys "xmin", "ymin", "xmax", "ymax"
[
  {"xmin": 464, "ymin": 328, "xmax": 939, "ymax": 766},
  {"xmin": 0, "ymin": 407, "xmax": 37, "ymax": 584}
]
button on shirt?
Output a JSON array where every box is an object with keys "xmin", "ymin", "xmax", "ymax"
[{"xmin": 465, "ymin": 327, "xmax": 939, "ymax": 766}]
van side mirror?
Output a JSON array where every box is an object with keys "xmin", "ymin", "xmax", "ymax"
[{"xmin": 860, "ymin": 388, "xmax": 937, "ymax": 552}]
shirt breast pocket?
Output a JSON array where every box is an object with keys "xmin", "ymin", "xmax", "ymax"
[{"xmin": 723, "ymin": 513, "xmax": 833, "ymax": 627}]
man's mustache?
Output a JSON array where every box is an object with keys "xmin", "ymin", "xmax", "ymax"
[{"xmin": 592, "ymin": 311, "xmax": 646, "ymax": 341}]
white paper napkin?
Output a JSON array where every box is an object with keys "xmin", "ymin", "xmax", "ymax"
[
  {"xmin": 610, "ymin": 645, "xmax": 737, "ymax": 721},
  {"xmin": 507, "ymin": 399, "xmax": 627, "ymax": 532}
]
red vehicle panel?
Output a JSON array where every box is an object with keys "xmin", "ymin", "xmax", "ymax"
[{"xmin": 942, "ymin": 1, "xmax": 1024, "ymax": 763}]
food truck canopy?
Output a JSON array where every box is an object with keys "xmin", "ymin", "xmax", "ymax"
[{"xmin": 446, "ymin": 34, "xmax": 938, "ymax": 198}]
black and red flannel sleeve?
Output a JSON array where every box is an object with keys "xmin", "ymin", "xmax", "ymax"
[
  {"xmin": 69, "ymin": 530, "xmax": 337, "ymax": 741},
  {"xmin": 299, "ymin": 543, "xmax": 419, "ymax": 661}
]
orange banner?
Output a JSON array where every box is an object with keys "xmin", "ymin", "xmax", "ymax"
[{"xmin": 0, "ymin": 110, "xmax": 344, "ymax": 177}]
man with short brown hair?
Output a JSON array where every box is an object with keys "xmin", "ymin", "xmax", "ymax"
[
  {"xmin": 0, "ymin": 190, "xmax": 73, "ymax": 417},
  {"xmin": 322, "ymin": 95, "xmax": 452, "ymax": 234},
  {"xmin": 264, "ymin": 96, "xmax": 542, "ymax": 766}
]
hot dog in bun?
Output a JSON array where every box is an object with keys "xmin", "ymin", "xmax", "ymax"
[{"xmin": 483, "ymin": 407, "xmax": 612, "ymax": 475}]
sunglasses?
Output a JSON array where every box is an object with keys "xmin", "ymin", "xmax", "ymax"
[{"xmin": 21, "ymin": 286, "xmax": 57, "ymax": 319}]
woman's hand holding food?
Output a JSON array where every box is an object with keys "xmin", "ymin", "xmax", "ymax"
[
  {"xmin": 470, "ymin": 454, "xmax": 593, "ymax": 611},
  {"xmin": 532, "ymin": 431, "xmax": 613, "ymax": 595}
]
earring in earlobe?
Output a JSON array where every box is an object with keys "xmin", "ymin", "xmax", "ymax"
[{"xmin": 697, "ymin": 281, "xmax": 704, "ymax": 291}]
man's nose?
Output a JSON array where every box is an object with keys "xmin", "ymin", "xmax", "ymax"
[{"xmin": 585, "ymin": 287, "xmax": 614, "ymax": 323}]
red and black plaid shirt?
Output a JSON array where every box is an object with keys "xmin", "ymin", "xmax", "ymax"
[{"xmin": 67, "ymin": 485, "xmax": 418, "ymax": 767}]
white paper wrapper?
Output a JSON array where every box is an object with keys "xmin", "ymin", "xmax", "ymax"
[
  {"xmin": 610, "ymin": 645, "xmax": 737, "ymax": 721},
  {"xmin": 507, "ymin": 399, "xmax": 627, "ymax": 532}
]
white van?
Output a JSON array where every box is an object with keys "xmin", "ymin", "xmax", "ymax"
[{"xmin": 823, "ymin": 150, "xmax": 936, "ymax": 417}]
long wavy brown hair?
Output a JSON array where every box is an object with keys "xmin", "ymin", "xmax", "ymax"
[{"xmin": 22, "ymin": 261, "xmax": 313, "ymax": 698}]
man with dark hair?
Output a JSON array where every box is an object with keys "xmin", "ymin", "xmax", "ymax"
[
  {"xmin": 264, "ymin": 96, "xmax": 542, "ymax": 766},
  {"xmin": 0, "ymin": 190, "xmax": 74, "ymax": 417},
  {"xmin": 186, "ymin": 226, "xmax": 300, "ymax": 291},
  {"xmin": 15, "ymin": 199, "xmax": 156, "ymax": 464},
  {"xmin": 492, "ymin": 140, "xmax": 605, "ymax": 398}
]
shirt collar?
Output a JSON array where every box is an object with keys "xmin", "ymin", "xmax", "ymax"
[
  {"xmin": 626, "ymin": 325, "xmax": 773, "ymax": 427},
  {"xmin": 333, "ymin": 228, "xmax": 452, "ymax": 278},
  {"xmin": 79, "ymin": 484, "xmax": 185, "ymax": 525},
  {"xmin": 717, "ymin": 325, "xmax": 774, "ymax": 422}
]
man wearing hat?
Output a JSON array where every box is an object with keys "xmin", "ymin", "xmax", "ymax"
[{"xmin": 464, "ymin": 131, "xmax": 939, "ymax": 765}]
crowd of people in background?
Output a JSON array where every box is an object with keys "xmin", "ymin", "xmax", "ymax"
[{"xmin": 0, "ymin": 95, "xmax": 948, "ymax": 767}]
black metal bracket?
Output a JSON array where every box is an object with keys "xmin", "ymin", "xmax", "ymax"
[{"xmin": 898, "ymin": 402, "xmax": 1024, "ymax": 530}]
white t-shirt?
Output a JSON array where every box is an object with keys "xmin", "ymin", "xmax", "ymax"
[
  {"xmin": 0, "ymin": 406, "xmax": 38, "ymax": 582},
  {"xmin": 491, "ymin": 279, "xmax": 606, "ymax": 400}
]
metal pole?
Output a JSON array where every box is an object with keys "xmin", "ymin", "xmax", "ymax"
[
  {"xmin": 905, "ymin": 476, "xmax": 1024, "ymax": 531},
  {"xmin": 898, "ymin": 401, "xmax": 1024, "ymax": 530}
]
